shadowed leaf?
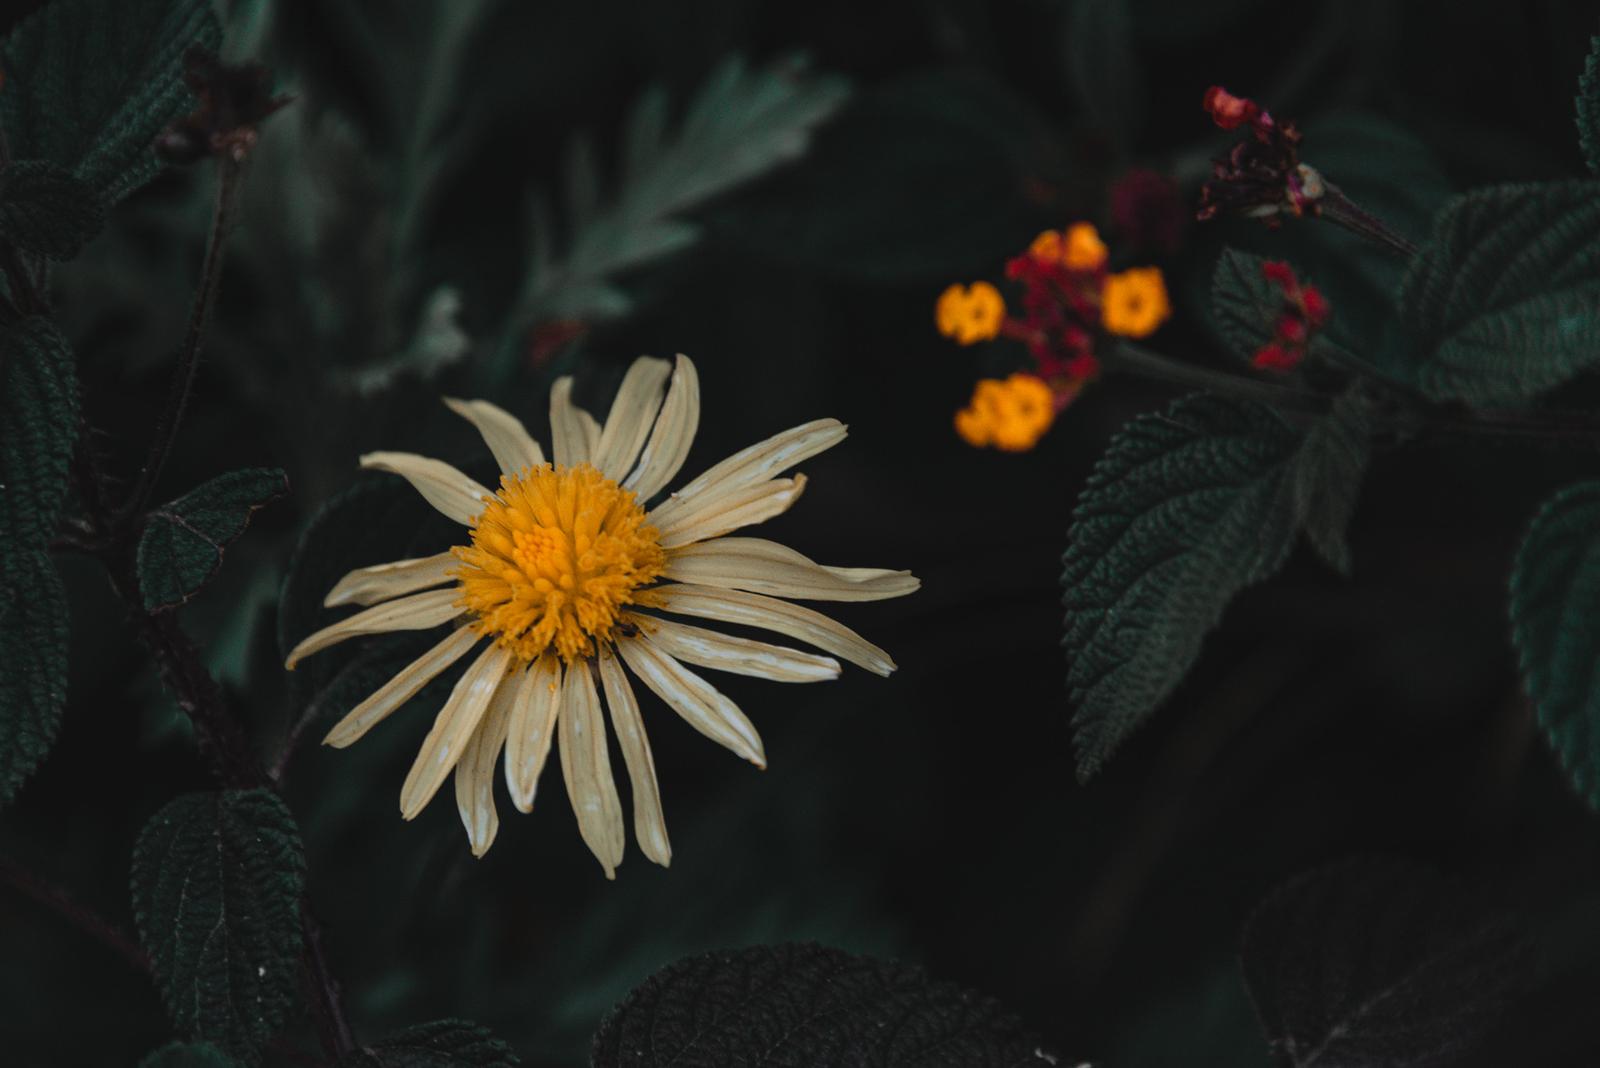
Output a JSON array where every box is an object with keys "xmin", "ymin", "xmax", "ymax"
[
  {"xmin": 1288, "ymin": 388, "xmax": 1373, "ymax": 575},
  {"xmin": 1579, "ymin": 35, "xmax": 1600, "ymax": 173},
  {"xmin": 0, "ymin": 159, "xmax": 106, "ymax": 259},
  {"xmin": 0, "ymin": 0, "xmax": 221, "ymax": 202},
  {"xmin": 131, "ymin": 790, "xmax": 306, "ymax": 1063},
  {"xmin": 140, "ymin": 1042, "xmax": 243, "ymax": 1068},
  {"xmin": 0, "ymin": 316, "xmax": 79, "ymax": 548},
  {"xmin": 1241, "ymin": 857, "xmax": 1534, "ymax": 1067},
  {"xmin": 0, "ymin": 549, "xmax": 69, "ymax": 808},
  {"xmin": 591, "ymin": 942, "xmax": 1056, "ymax": 1068},
  {"xmin": 137, "ymin": 468, "xmax": 289, "ymax": 611},
  {"xmin": 1511, "ymin": 481, "xmax": 1600, "ymax": 810},
  {"xmin": 337, "ymin": 1020, "xmax": 520, "ymax": 1067}
]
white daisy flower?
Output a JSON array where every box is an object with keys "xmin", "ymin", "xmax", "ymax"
[{"xmin": 285, "ymin": 355, "xmax": 917, "ymax": 875}]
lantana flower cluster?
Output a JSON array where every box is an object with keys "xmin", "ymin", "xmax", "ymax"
[
  {"xmin": 936, "ymin": 222, "xmax": 1171, "ymax": 451},
  {"xmin": 1251, "ymin": 260, "xmax": 1331, "ymax": 372}
]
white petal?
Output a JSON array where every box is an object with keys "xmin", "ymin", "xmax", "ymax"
[
  {"xmin": 629, "ymin": 613, "xmax": 839, "ymax": 683},
  {"xmin": 399, "ymin": 642, "xmax": 514, "ymax": 820},
  {"xmin": 558, "ymin": 659, "xmax": 625, "ymax": 878},
  {"xmin": 615, "ymin": 634, "xmax": 765, "ymax": 767},
  {"xmin": 360, "ymin": 451, "xmax": 493, "ymax": 526},
  {"xmin": 550, "ymin": 376, "xmax": 598, "ymax": 467},
  {"xmin": 443, "ymin": 397, "xmax": 546, "ymax": 476},
  {"xmin": 503, "ymin": 653, "xmax": 562, "ymax": 813},
  {"xmin": 655, "ymin": 475, "xmax": 806, "ymax": 549},
  {"xmin": 653, "ymin": 583, "xmax": 897, "ymax": 676},
  {"xmin": 649, "ymin": 419, "xmax": 845, "ymax": 528},
  {"xmin": 624, "ymin": 355, "xmax": 700, "ymax": 500},
  {"xmin": 593, "ymin": 357, "xmax": 672, "ymax": 481},
  {"xmin": 323, "ymin": 626, "xmax": 481, "ymax": 748},
  {"xmin": 323, "ymin": 552, "xmax": 458, "ymax": 608},
  {"xmin": 598, "ymin": 647, "xmax": 671, "ymax": 867},
  {"xmin": 285, "ymin": 588, "xmax": 463, "ymax": 669},
  {"xmin": 663, "ymin": 537, "xmax": 919, "ymax": 602},
  {"xmin": 453, "ymin": 666, "xmax": 518, "ymax": 857}
]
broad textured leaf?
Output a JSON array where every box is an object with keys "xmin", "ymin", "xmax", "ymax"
[
  {"xmin": 337, "ymin": 1020, "xmax": 520, "ymax": 1068},
  {"xmin": 1287, "ymin": 389, "xmax": 1373, "ymax": 576},
  {"xmin": 591, "ymin": 943, "xmax": 1055, "ymax": 1068},
  {"xmin": 0, "ymin": 0, "xmax": 221, "ymax": 202},
  {"xmin": 1062, "ymin": 395, "xmax": 1300, "ymax": 779},
  {"xmin": 140, "ymin": 1042, "xmax": 243, "ymax": 1068},
  {"xmin": 1397, "ymin": 182, "xmax": 1600, "ymax": 405},
  {"xmin": 1579, "ymin": 35, "xmax": 1600, "ymax": 174},
  {"xmin": 1241, "ymin": 857, "xmax": 1533, "ymax": 1067},
  {"xmin": 0, "ymin": 159, "xmax": 106, "ymax": 259},
  {"xmin": 132, "ymin": 790, "xmax": 306, "ymax": 1063},
  {"xmin": 138, "ymin": 468, "xmax": 289, "ymax": 611},
  {"xmin": 0, "ymin": 548, "xmax": 69, "ymax": 808},
  {"xmin": 0, "ymin": 316, "xmax": 79, "ymax": 548},
  {"xmin": 1511, "ymin": 482, "xmax": 1600, "ymax": 809}
]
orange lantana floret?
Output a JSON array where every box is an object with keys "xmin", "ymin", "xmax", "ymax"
[
  {"xmin": 953, "ymin": 373, "xmax": 1054, "ymax": 452},
  {"xmin": 936, "ymin": 282, "xmax": 1006, "ymax": 345},
  {"xmin": 1101, "ymin": 267, "xmax": 1171, "ymax": 338}
]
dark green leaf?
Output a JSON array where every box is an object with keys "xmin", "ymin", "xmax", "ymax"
[
  {"xmin": 1287, "ymin": 388, "xmax": 1373, "ymax": 575},
  {"xmin": 0, "ymin": 316, "xmax": 79, "ymax": 548},
  {"xmin": 1511, "ymin": 481, "xmax": 1600, "ymax": 809},
  {"xmin": 137, "ymin": 468, "xmax": 289, "ymax": 612},
  {"xmin": 1064, "ymin": 0, "xmax": 1143, "ymax": 146},
  {"xmin": 1062, "ymin": 395, "xmax": 1299, "ymax": 779},
  {"xmin": 0, "ymin": 0, "xmax": 221, "ymax": 202},
  {"xmin": 1397, "ymin": 181, "xmax": 1600, "ymax": 405},
  {"xmin": 1578, "ymin": 35, "xmax": 1600, "ymax": 174},
  {"xmin": 590, "ymin": 943, "xmax": 1054, "ymax": 1068},
  {"xmin": 131, "ymin": 789, "xmax": 306, "ymax": 1063},
  {"xmin": 140, "ymin": 1042, "xmax": 244, "ymax": 1068},
  {"xmin": 337, "ymin": 1020, "xmax": 519, "ymax": 1068},
  {"xmin": 1241, "ymin": 857, "xmax": 1533, "ymax": 1067},
  {"xmin": 0, "ymin": 159, "xmax": 106, "ymax": 259},
  {"xmin": 0, "ymin": 548, "xmax": 69, "ymax": 808}
]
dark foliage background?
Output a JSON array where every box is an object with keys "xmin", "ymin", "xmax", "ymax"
[{"xmin": 4, "ymin": 0, "xmax": 1600, "ymax": 1064}]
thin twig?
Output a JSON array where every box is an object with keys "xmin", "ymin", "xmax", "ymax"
[
  {"xmin": 122, "ymin": 155, "xmax": 244, "ymax": 519},
  {"xmin": 1317, "ymin": 182, "xmax": 1420, "ymax": 258},
  {"xmin": 302, "ymin": 907, "xmax": 358, "ymax": 1059},
  {"xmin": 0, "ymin": 855, "xmax": 150, "ymax": 973}
]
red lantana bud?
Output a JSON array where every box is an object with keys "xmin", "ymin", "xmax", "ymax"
[
  {"xmin": 1261, "ymin": 260, "xmax": 1296, "ymax": 289},
  {"xmin": 1251, "ymin": 343, "xmax": 1299, "ymax": 371},
  {"xmin": 1064, "ymin": 352, "xmax": 1101, "ymax": 380},
  {"xmin": 1300, "ymin": 285, "xmax": 1330, "ymax": 325},
  {"xmin": 1203, "ymin": 86, "xmax": 1260, "ymax": 130},
  {"xmin": 1275, "ymin": 315, "xmax": 1307, "ymax": 343}
]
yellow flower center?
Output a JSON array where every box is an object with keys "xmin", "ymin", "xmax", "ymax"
[{"xmin": 452, "ymin": 463, "xmax": 665, "ymax": 665}]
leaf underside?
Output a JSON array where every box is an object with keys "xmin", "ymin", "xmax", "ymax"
[
  {"xmin": 137, "ymin": 467, "xmax": 290, "ymax": 611},
  {"xmin": 336, "ymin": 1019, "xmax": 521, "ymax": 1068}
]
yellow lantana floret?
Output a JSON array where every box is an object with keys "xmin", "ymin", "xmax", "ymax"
[
  {"xmin": 1101, "ymin": 267, "xmax": 1171, "ymax": 338},
  {"xmin": 1062, "ymin": 223, "xmax": 1108, "ymax": 270},
  {"xmin": 936, "ymin": 282, "xmax": 1006, "ymax": 345},
  {"xmin": 953, "ymin": 373, "xmax": 1054, "ymax": 452},
  {"xmin": 453, "ymin": 463, "xmax": 666, "ymax": 665}
]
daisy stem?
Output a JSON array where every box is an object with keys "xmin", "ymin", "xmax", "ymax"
[{"xmin": 121, "ymin": 153, "xmax": 244, "ymax": 521}]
